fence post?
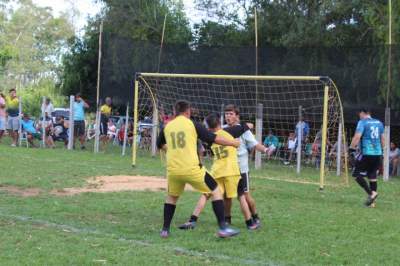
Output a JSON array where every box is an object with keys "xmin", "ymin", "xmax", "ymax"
[
  {"xmin": 41, "ymin": 96, "xmax": 46, "ymax": 148},
  {"xmin": 383, "ymin": 107, "xmax": 390, "ymax": 181},
  {"xmin": 296, "ymin": 106, "xmax": 303, "ymax": 175},
  {"xmin": 255, "ymin": 103, "xmax": 263, "ymax": 169},
  {"xmin": 151, "ymin": 105, "xmax": 158, "ymax": 157},
  {"xmin": 122, "ymin": 103, "xmax": 129, "ymax": 156},
  {"xmin": 336, "ymin": 123, "xmax": 342, "ymax": 176},
  {"xmin": 67, "ymin": 95, "xmax": 75, "ymax": 150}
]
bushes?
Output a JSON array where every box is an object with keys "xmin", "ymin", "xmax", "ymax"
[{"xmin": 15, "ymin": 80, "xmax": 67, "ymax": 117}]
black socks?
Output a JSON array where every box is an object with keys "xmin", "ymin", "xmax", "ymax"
[
  {"xmin": 355, "ymin": 176, "xmax": 372, "ymax": 195},
  {"xmin": 163, "ymin": 203, "xmax": 176, "ymax": 231},
  {"xmin": 189, "ymin": 215, "xmax": 198, "ymax": 223},
  {"xmin": 370, "ymin": 181, "xmax": 377, "ymax": 192},
  {"xmin": 212, "ymin": 200, "xmax": 226, "ymax": 229}
]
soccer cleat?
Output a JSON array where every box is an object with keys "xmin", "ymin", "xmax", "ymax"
[
  {"xmin": 247, "ymin": 222, "xmax": 260, "ymax": 230},
  {"xmin": 253, "ymin": 218, "xmax": 261, "ymax": 226},
  {"xmin": 178, "ymin": 221, "xmax": 196, "ymax": 230},
  {"xmin": 217, "ymin": 227, "xmax": 240, "ymax": 238},
  {"xmin": 365, "ymin": 192, "xmax": 378, "ymax": 207},
  {"xmin": 160, "ymin": 229, "xmax": 170, "ymax": 238},
  {"xmin": 369, "ymin": 202, "xmax": 376, "ymax": 208}
]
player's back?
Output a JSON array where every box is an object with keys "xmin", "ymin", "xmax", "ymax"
[
  {"xmin": 163, "ymin": 115, "xmax": 200, "ymax": 175},
  {"xmin": 358, "ymin": 117, "xmax": 384, "ymax": 156},
  {"xmin": 210, "ymin": 129, "xmax": 240, "ymax": 178}
]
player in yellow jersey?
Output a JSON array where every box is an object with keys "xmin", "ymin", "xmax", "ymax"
[
  {"xmin": 157, "ymin": 100, "xmax": 241, "ymax": 238},
  {"xmin": 179, "ymin": 113, "xmax": 260, "ymax": 230},
  {"xmin": 100, "ymin": 97, "xmax": 112, "ymax": 148}
]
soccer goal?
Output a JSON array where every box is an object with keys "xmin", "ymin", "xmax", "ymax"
[{"xmin": 132, "ymin": 73, "xmax": 349, "ymax": 189}]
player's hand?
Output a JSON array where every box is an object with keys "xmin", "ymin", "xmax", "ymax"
[
  {"xmin": 232, "ymin": 138, "xmax": 241, "ymax": 148},
  {"xmin": 348, "ymin": 147, "xmax": 357, "ymax": 158},
  {"xmin": 246, "ymin": 122, "xmax": 254, "ymax": 130}
]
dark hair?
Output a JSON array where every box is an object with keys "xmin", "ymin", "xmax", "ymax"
[
  {"xmin": 75, "ymin": 92, "xmax": 81, "ymax": 98},
  {"xmin": 359, "ymin": 108, "xmax": 371, "ymax": 114},
  {"xmin": 9, "ymin": 88, "xmax": 16, "ymax": 93},
  {"xmin": 205, "ymin": 113, "xmax": 220, "ymax": 129},
  {"xmin": 174, "ymin": 100, "xmax": 191, "ymax": 114},
  {"xmin": 224, "ymin": 104, "xmax": 239, "ymax": 115}
]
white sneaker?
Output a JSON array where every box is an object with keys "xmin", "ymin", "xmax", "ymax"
[{"xmin": 11, "ymin": 143, "xmax": 16, "ymax": 147}]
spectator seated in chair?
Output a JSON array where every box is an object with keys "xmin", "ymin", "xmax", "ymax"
[
  {"xmin": 263, "ymin": 130, "xmax": 279, "ymax": 160},
  {"xmin": 284, "ymin": 132, "xmax": 297, "ymax": 165},
  {"xmin": 52, "ymin": 116, "xmax": 69, "ymax": 147},
  {"xmin": 38, "ymin": 114, "xmax": 55, "ymax": 148},
  {"xmin": 21, "ymin": 114, "xmax": 41, "ymax": 147}
]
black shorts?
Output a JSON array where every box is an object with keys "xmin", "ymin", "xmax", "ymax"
[
  {"xmin": 352, "ymin": 155, "xmax": 382, "ymax": 180},
  {"xmin": 240, "ymin": 172, "xmax": 250, "ymax": 193},
  {"xmin": 74, "ymin": 120, "xmax": 85, "ymax": 137},
  {"xmin": 100, "ymin": 121, "xmax": 108, "ymax": 135}
]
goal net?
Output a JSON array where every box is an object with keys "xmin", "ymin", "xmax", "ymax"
[{"xmin": 133, "ymin": 73, "xmax": 348, "ymax": 188}]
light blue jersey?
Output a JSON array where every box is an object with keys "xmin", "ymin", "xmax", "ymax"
[
  {"xmin": 356, "ymin": 117, "xmax": 384, "ymax": 156},
  {"xmin": 73, "ymin": 101, "xmax": 85, "ymax": 121},
  {"xmin": 21, "ymin": 120, "xmax": 37, "ymax": 134}
]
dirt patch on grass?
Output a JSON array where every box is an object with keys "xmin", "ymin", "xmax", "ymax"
[
  {"xmin": 0, "ymin": 185, "xmax": 42, "ymax": 197},
  {"xmin": 51, "ymin": 175, "xmax": 193, "ymax": 196},
  {"xmin": 1, "ymin": 176, "xmax": 193, "ymax": 197}
]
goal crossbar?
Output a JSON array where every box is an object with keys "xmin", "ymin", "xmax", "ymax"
[{"xmin": 138, "ymin": 72, "xmax": 325, "ymax": 81}]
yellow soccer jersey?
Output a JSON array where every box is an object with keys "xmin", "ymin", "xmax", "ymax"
[
  {"xmin": 157, "ymin": 115, "xmax": 216, "ymax": 176},
  {"xmin": 100, "ymin": 104, "xmax": 112, "ymax": 116},
  {"xmin": 210, "ymin": 129, "xmax": 240, "ymax": 179}
]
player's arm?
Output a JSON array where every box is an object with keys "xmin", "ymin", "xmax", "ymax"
[
  {"xmin": 82, "ymin": 99, "xmax": 89, "ymax": 108},
  {"xmin": 350, "ymin": 121, "xmax": 364, "ymax": 149},
  {"xmin": 194, "ymin": 122, "xmax": 239, "ymax": 148},
  {"xmin": 242, "ymin": 130, "xmax": 268, "ymax": 153},
  {"xmin": 223, "ymin": 123, "xmax": 250, "ymax": 138},
  {"xmin": 157, "ymin": 128, "xmax": 167, "ymax": 150}
]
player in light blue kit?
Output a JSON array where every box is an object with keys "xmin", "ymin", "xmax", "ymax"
[{"xmin": 349, "ymin": 108, "xmax": 384, "ymax": 207}]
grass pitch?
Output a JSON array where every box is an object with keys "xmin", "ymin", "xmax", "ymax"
[{"xmin": 0, "ymin": 145, "xmax": 399, "ymax": 265}]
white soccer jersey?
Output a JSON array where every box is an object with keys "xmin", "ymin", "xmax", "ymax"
[{"xmin": 223, "ymin": 124, "xmax": 258, "ymax": 173}]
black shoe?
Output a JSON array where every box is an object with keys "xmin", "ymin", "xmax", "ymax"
[
  {"xmin": 365, "ymin": 192, "xmax": 378, "ymax": 207},
  {"xmin": 81, "ymin": 145, "xmax": 86, "ymax": 150}
]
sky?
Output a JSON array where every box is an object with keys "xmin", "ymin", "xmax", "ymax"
[{"xmin": 32, "ymin": 0, "xmax": 203, "ymax": 33}]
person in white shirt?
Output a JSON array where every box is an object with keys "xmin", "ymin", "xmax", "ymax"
[
  {"xmin": 222, "ymin": 104, "xmax": 269, "ymax": 225},
  {"xmin": 284, "ymin": 132, "xmax": 297, "ymax": 165},
  {"xmin": 41, "ymin": 98, "xmax": 54, "ymax": 117}
]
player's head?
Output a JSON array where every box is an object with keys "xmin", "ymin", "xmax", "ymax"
[
  {"xmin": 390, "ymin": 142, "xmax": 396, "ymax": 150},
  {"xmin": 75, "ymin": 93, "xmax": 82, "ymax": 102},
  {"xmin": 9, "ymin": 88, "xmax": 16, "ymax": 97},
  {"xmin": 105, "ymin": 97, "xmax": 112, "ymax": 105},
  {"xmin": 224, "ymin": 104, "xmax": 239, "ymax": 126},
  {"xmin": 22, "ymin": 113, "xmax": 30, "ymax": 121},
  {"xmin": 205, "ymin": 112, "xmax": 220, "ymax": 131},
  {"xmin": 358, "ymin": 108, "xmax": 370, "ymax": 119},
  {"xmin": 174, "ymin": 100, "xmax": 191, "ymax": 117}
]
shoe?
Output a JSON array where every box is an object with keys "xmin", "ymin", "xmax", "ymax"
[
  {"xmin": 247, "ymin": 222, "xmax": 260, "ymax": 230},
  {"xmin": 178, "ymin": 221, "xmax": 196, "ymax": 230},
  {"xmin": 160, "ymin": 229, "xmax": 170, "ymax": 238},
  {"xmin": 365, "ymin": 192, "xmax": 378, "ymax": 207},
  {"xmin": 254, "ymin": 217, "xmax": 261, "ymax": 226},
  {"xmin": 369, "ymin": 202, "xmax": 376, "ymax": 208},
  {"xmin": 217, "ymin": 227, "xmax": 240, "ymax": 238},
  {"xmin": 283, "ymin": 161, "xmax": 290, "ymax": 165},
  {"xmin": 81, "ymin": 146, "xmax": 86, "ymax": 150},
  {"xmin": 10, "ymin": 143, "xmax": 16, "ymax": 147}
]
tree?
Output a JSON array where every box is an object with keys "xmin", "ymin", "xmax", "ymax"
[{"xmin": 0, "ymin": 0, "xmax": 74, "ymax": 90}]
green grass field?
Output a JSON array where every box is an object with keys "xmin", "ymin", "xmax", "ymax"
[{"xmin": 1, "ymin": 144, "xmax": 400, "ymax": 265}]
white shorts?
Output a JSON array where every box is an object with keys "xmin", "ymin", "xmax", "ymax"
[
  {"xmin": 7, "ymin": 116, "xmax": 19, "ymax": 131},
  {"xmin": 0, "ymin": 117, "xmax": 6, "ymax": 130}
]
